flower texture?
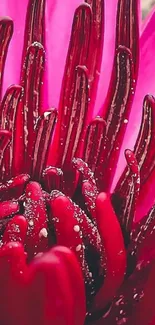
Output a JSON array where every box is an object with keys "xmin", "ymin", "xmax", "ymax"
[{"xmin": 0, "ymin": 0, "xmax": 155, "ymax": 324}]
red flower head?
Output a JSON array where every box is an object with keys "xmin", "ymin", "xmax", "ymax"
[{"xmin": 0, "ymin": 0, "xmax": 155, "ymax": 324}]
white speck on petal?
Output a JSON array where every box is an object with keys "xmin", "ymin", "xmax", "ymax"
[
  {"xmin": 74, "ymin": 225, "xmax": 80, "ymax": 232},
  {"xmin": 76, "ymin": 244, "xmax": 82, "ymax": 252},
  {"xmin": 39, "ymin": 228, "xmax": 48, "ymax": 238}
]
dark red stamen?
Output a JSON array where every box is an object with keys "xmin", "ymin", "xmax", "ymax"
[
  {"xmin": 32, "ymin": 109, "xmax": 57, "ymax": 180},
  {"xmin": 58, "ymin": 67, "xmax": 89, "ymax": 167},
  {"xmin": 116, "ymin": 0, "xmax": 139, "ymax": 74},
  {"xmin": 85, "ymin": 0, "xmax": 104, "ymax": 107},
  {"xmin": 21, "ymin": 42, "xmax": 45, "ymax": 174},
  {"xmin": 0, "ymin": 18, "xmax": 13, "ymax": 99},
  {"xmin": 11, "ymin": 90, "xmax": 25, "ymax": 177},
  {"xmin": 73, "ymin": 158, "xmax": 98, "ymax": 218},
  {"xmin": 73, "ymin": 158, "xmax": 97, "ymax": 185},
  {"xmin": 115, "ymin": 95, "xmax": 155, "ymax": 191},
  {"xmin": 42, "ymin": 166, "xmax": 63, "ymax": 192},
  {"xmin": 50, "ymin": 0, "xmax": 104, "ymax": 166},
  {"xmin": 114, "ymin": 150, "xmax": 140, "ymax": 234},
  {"xmin": 0, "ymin": 130, "xmax": 11, "ymax": 169},
  {"xmin": 130, "ymin": 204, "xmax": 155, "ymax": 260},
  {"xmin": 123, "ymin": 150, "xmax": 140, "ymax": 231},
  {"xmin": 74, "ymin": 204, "xmax": 102, "ymax": 254},
  {"xmin": 136, "ymin": 96, "xmax": 155, "ymax": 184},
  {"xmin": 96, "ymin": 46, "xmax": 135, "ymax": 191},
  {"xmin": 0, "ymin": 85, "xmax": 23, "ymax": 181},
  {"xmin": 83, "ymin": 117, "xmax": 106, "ymax": 172},
  {"xmin": 51, "ymin": 67, "xmax": 89, "ymax": 195},
  {"xmin": 49, "ymin": 4, "xmax": 91, "ymax": 167},
  {"xmin": 21, "ymin": 0, "xmax": 45, "ymax": 67}
]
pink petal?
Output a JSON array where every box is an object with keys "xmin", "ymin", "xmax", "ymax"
[
  {"xmin": 0, "ymin": 0, "xmax": 29, "ymax": 94},
  {"xmin": 1, "ymin": 0, "xmax": 82, "ymax": 110},
  {"xmin": 43, "ymin": 0, "xmax": 82, "ymax": 110},
  {"xmin": 112, "ymin": 8, "xmax": 155, "ymax": 191},
  {"xmin": 141, "ymin": 4, "xmax": 155, "ymax": 34},
  {"xmin": 93, "ymin": 0, "xmax": 118, "ymax": 117}
]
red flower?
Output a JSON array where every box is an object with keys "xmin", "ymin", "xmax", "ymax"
[{"xmin": 0, "ymin": 0, "xmax": 155, "ymax": 324}]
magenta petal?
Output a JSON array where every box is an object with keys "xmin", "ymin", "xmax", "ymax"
[
  {"xmin": 0, "ymin": 0, "xmax": 29, "ymax": 94},
  {"xmin": 141, "ymin": 4, "xmax": 155, "ymax": 34},
  {"xmin": 134, "ymin": 8, "xmax": 155, "ymax": 116},
  {"xmin": 43, "ymin": 0, "xmax": 82, "ymax": 110}
]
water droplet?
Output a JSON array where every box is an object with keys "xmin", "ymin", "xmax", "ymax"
[
  {"xmin": 39, "ymin": 228, "xmax": 48, "ymax": 238},
  {"xmin": 74, "ymin": 225, "xmax": 80, "ymax": 232},
  {"xmin": 76, "ymin": 244, "xmax": 82, "ymax": 252}
]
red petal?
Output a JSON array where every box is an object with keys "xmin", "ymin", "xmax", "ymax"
[
  {"xmin": 49, "ymin": 193, "xmax": 84, "ymax": 268},
  {"xmin": 51, "ymin": 246, "xmax": 86, "ymax": 325},
  {"xmin": 27, "ymin": 246, "xmax": 86, "ymax": 325},
  {"xmin": 0, "ymin": 200, "xmax": 19, "ymax": 219},
  {"xmin": 2, "ymin": 215, "xmax": 28, "ymax": 244},
  {"xmin": 0, "ymin": 173, "xmax": 30, "ymax": 201},
  {"xmin": 92, "ymin": 193, "xmax": 126, "ymax": 312},
  {"xmin": 0, "ymin": 242, "xmax": 27, "ymax": 324},
  {"xmin": 24, "ymin": 181, "xmax": 48, "ymax": 258}
]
